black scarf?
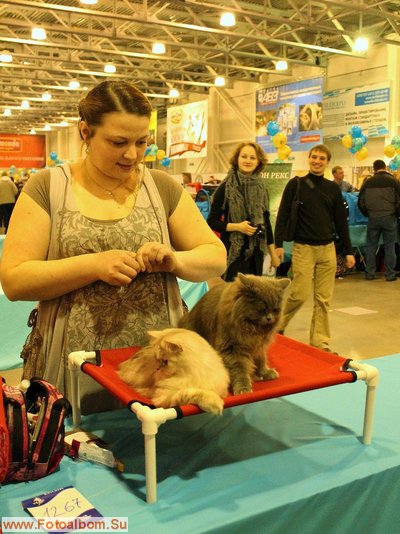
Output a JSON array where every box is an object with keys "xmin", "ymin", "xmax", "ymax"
[{"xmin": 223, "ymin": 168, "xmax": 269, "ymax": 268}]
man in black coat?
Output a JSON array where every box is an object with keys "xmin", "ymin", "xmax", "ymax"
[{"xmin": 358, "ymin": 159, "xmax": 400, "ymax": 281}]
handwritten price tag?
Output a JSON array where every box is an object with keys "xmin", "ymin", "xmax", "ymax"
[{"xmin": 22, "ymin": 486, "xmax": 102, "ymax": 520}]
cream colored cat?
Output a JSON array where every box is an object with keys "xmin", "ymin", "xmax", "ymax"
[{"xmin": 118, "ymin": 328, "xmax": 230, "ymax": 415}]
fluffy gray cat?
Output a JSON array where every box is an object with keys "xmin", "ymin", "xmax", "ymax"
[
  {"xmin": 118, "ymin": 328, "xmax": 230, "ymax": 415},
  {"xmin": 179, "ymin": 274, "xmax": 290, "ymax": 395}
]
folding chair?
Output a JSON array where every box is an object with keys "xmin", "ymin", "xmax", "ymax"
[{"xmin": 68, "ymin": 335, "xmax": 378, "ymax": 503}]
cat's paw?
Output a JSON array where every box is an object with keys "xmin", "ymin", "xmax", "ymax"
[
  {"xmin": 198, "ymin": 393, "xmax": 224, "ymax": 416},
  {"xmin": 232, "ymin": 384, "xmax": 252, "ymax": 395},
  {"xmin": 258, "ymin": 368, "xmax": 279, "ymax": 381}
]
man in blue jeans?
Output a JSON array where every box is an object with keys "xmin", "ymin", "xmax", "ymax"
[{"xmin": 358, "ymin": 159, "xmax": 400, "ymax": 282}]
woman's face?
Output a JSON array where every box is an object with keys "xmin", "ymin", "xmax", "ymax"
[
  {"xmin": 237, "ymin": 145, "xmax": 259, "ymax": 175},
  {"xmin": 83, "ymin": 112, "xmax": 150, "ymax": 180}
]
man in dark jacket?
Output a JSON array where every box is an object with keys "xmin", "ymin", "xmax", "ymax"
[
  {"xmin": 358, "ymin": 160, "xmax": 400, "ymax": 281},
  {"xmin": 275, "ymin": 144, "xmax": 355, "ymax": 352}
]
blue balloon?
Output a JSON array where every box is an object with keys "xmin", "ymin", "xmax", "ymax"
[
  {"xmin": 391, "ymin": 135, "xmax": 400, "ymax": 149},
  {"xmin": 149, "ymin": 144, "xmax": 159, "ymax": 156},
  {"xmin": 349, "ymin": 146, "xmax": 358, "ymax": 154},
  {"xmin": 50, "ymin": 151, "xmax": 57, "ymax": 161},
  {"xmin": 360, "ymin": 134, "xmax": 368, "ymax": 145},
  {"xmin": 349, "ymin": 125, "xmax": 362, "ymax": 138},
  {"xmin": 266, "ymin": 121, "xmax": 280, "ymax": 136},
  {"xmin": 161, "ymin": 157, "xmax": 171, "ymax": 167},
  {"xmin": 389, "ymin": 161, "xmax": 398, "ymax": 171},
  {"xmin": 352, "ymin": 137, "xmax": 364, "ymax": 150}
]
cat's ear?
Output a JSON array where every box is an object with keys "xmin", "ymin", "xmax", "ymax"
[
  {"xmin": 165, "ymin": 341, "xmax": 183, "ymax": 354},
  {"xmin": 237, "ymin": 272, "xmax": 253, "ymax": 288},
  {"xmin": 276, "ymin": 278, "xmax": 291, "ymax": 290},
  {"xmin": 147, "ymin": 330, "xmax": 163, "ymax": 341}
]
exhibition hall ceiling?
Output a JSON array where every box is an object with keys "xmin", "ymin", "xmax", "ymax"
[{"xmin": 0, "ymin": 0, "xmax": 399, "ymax": 134}]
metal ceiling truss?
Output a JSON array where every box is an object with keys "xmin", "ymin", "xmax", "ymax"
[{"xmin": 0, "ymin": 0, "xmax": 399, "ymax": 133}]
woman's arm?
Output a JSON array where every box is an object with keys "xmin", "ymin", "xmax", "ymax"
[
  {"xmin": 168, "ymin": 189, "xmax": 227, "ymax": 281},
  {"xmin": 0, "ymin": 193, "xmax": 141, "ymax": 301}
]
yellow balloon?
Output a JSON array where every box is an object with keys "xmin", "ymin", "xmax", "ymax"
[
  {"xmin": 277, "ymin": 145, "xmax": 291, "ymax": 160},
  {"xmin": 156, "ymin": 149, "xmax": 166, "ymax": 161},
  {"xmin": 396, "ymin": 148, "xmax": 400, "ymax": 155},
  {"xmin": 341, "ymin": 134, "xmax": 353, "ymax": 149},
  {"xmin": 384, "ymin": 145, "xmax": 396, "ymax": 158},
  {"xmin": 144, "ymin": 154, "xmax": 155, "ymax": 162},
  {"xmin": 355, "ymin": 147, "xmax": 368, "ymax": 161},
  {"xmin": 272, "ymin": 132, "xmax": 287, "ymax": 148}
]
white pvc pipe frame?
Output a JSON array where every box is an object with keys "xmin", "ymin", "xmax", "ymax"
[{"xmin": 68, "ymin": 351, "xmax": 379, "ymax": 504}]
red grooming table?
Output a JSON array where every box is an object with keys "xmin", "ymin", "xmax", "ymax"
[{"xmin": 68, "ymin": 335, "xmax": 378, "ymax": 503}]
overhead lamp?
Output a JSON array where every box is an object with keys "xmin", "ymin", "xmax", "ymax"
[
  {"xmin": 353, "ymin": 36, "xmax": 369, "ymax": 52},
  {"xmin": 21, "ymin": 100, "xmax": 30, "ymax": 109},
  {"xmin": 69, "ymin": 79, "xmax": 80, "ymax": 89},
  {"xmin": 30, "ymin": 128, "xmax": 36, "ymax": 135},
  {"xmin": 59, "ymin": 120, "xmax": 69, "ymax": 127},
  {"xmin": 275, "ymin": 60, "xmax": 288, "ymax": 71},
  {"xmin": 80, "ymin": 0, "xmax": 98, "ymax": 4},
  {"xmin": 3, "ymin": 108, "xmax": 12, "ymax": 117},
  {"xmin": 168, "ymin": 88, "xmax": 180, "ymax": 98},
  {"xmin": 214, "ymin": 76, "xmax": 226, "ymax": 87},
  {"xmin": 220, "ymin": 12, "xmax": 236, "ymax": 27},
  {"xmin": 31, "ymin": 28, "xmax": 47, "ymax": 41},
  {"xmin": 104, "ymin": 62, "xmax": 116, "ymax": 73},
  {"xmin": 0, "ymin": 50, "xmax": 13, "ymax": 63},
  {"xmin": 44, "ymin": 124, "xmax": 51, "ymax": 131},
  {"xmin": 152, "ymin": 42, "xmax": 166, "ymax": 54},
  {"xmin": 42, "ymin": 91, "xmax": 52, "ymax": 101}
]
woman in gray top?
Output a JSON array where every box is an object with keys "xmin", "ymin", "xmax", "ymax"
[{"xmin": 0, "ymin": 80, "xmax": 226, "ymax": 413}]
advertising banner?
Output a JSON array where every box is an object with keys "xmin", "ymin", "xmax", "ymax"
[
  {"xmin": 167, "ymin": 100, "xmax": 208, "ymax": 159},
  {"xmin": 256, "ymin": 78, "xmax": 324, "ymax": 154},
  {"xmin": 260, "ymin": 163, "xmax": 293, "ymax": 229},
  {"xmin": 323, "ymin": 83, "xmax": 390, "ymax": 140},
  {"xmin": 0, "ymin": 134, "xmax": 46, "ymax": 168}
]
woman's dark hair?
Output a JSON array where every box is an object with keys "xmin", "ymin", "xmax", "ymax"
[
  {"xmin": 78, "ymin": 80, "xmax": 152, "ymax": 139},
  {"xmin": 229, "ymin": 142, "xmax": 267, "ymax": 174}
]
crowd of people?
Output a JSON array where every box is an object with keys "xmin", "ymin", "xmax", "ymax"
[{"xmin": 1, "ymin": 78, "xmax": 399, "ymax": 411}]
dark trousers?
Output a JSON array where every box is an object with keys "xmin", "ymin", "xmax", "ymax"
[
  {"xmin": 224, "ymin": 247, "xmax": 264, "ymax": 281},
  {"xmin": 0, "ymin": 203, "xmax": 14, "ymax": 232}
]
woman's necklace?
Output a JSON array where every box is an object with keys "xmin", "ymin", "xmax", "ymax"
[{"xmin": 84, "ymin": 159, "xmax": 142, "ymax": 203}]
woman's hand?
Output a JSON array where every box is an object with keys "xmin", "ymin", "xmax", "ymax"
[
  {"xmin": 230, "ymin": 220, "xmax": 257, "ymax": 236},
  {"xmin": 97, "ymin": 250, "xmax": 141, "ymax": 286},
  {"xmin": 270, "ymin": 251, "xmax": 281, "ymax": 268},
  {"xmin": 136, "ymin": 242, "xmax": 178, "ymax": 274}
]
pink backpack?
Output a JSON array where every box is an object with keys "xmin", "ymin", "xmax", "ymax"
[{"xmin": 1, "ymin": 378, "xmax": 71, "ymax": 483}]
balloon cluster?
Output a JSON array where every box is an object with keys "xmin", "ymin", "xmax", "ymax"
[
  {"xmin": 47, "ymin": 151, "xmax": 63, "ymax": 166},
  {"xmin": 341, "ymin": 126, "xmax": 368, "ymax": 161},
  {"xmin": 266, "ymin": 121, "xmax": 291, "ymax": 162},
  {"xmin": 144, "ymin": 144, "xmax": 171, "ymax": 167},
  {"xmin": 384, "ymin": 136, "xmax": 400, "ymax": 171}
]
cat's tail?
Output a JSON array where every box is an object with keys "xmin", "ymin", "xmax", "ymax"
[{"xmin": 153, "ymin": 388, "xmax": 225, "ymax": 416}]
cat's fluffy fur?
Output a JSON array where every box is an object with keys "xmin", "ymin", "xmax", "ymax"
[
  {"xmin": 179, "ymin": 274, "xmax": 290, "ymax": 395},
  {"xmin": 118, "ymin": 328, "xmax": 230, "ymax": 415}
]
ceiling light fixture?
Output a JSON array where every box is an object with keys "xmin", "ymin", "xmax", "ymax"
[
  {"xmin": 104, "ymin": 62, "xmax": 116, "ymax": 73},
  {"xmin": 220, "ymin": 12, "xmax": 236, "ymax": 27},
  {"xmin": 30, "ymin": 128, "xmax": 36, "ymax": 135},
  {"xmin": 21, "ymin": 100, "xmax": 30, "ymax": 109},
  {"xmin": 59, "ymin": 120, "xmax": 69, "ymax": 127},
  {"xmin": 31, "ymin": 28, "xmax": 47, "ymax": 41},
  {"xmin": 69, "ymin": 80, "xmax": 80, "ymax": 89},
  {"xmin": 275, "ymin": 60, "xmax": 288, "ymax": 71},
  {"xmin": 152, "ymin": 43, "xmax": 166, "ymax": 54},
  {"xmin": 80, "ymin": 0, "xmax": 98, "ymax": 4},
  {"xmin": 214, "ymin": 76, "xmax": 226, "ymax": 87},
  {"xmin": 3, "ymin": 108, "xmax": 12, "ymax": 116},
  {"xmin": 42, "ymin": 91, "xmax": 52, "ymax": 101},
  {"xmin": 44, "ymin": 124, "xmax": 51, "ymax": 131},
  {"xmin": 168, "ymin": 88, "xmax": 180, "ymax": 98},
  {"xmin": 0, "ymin": 50, "xmax": 13, "ymax": 63},
  {"xmin": 353, "ymin": 36, "xmax": 369, "ymax": 52}
]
